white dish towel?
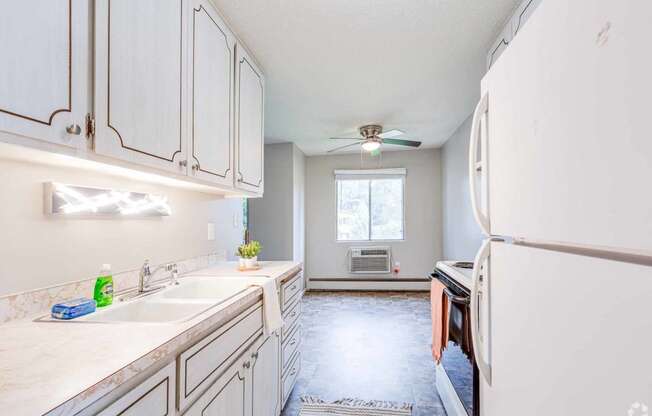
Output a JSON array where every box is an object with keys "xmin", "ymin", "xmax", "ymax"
[{"xmin": 248, "ymin": 277, "xmax": 284, "ymax": 335}]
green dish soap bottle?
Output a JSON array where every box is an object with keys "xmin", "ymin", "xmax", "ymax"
[{"xmin": 93, "ymin": 264, "xmax": 114, "ymax": 307}]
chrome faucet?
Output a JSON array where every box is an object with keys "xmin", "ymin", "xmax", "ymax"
[{"xmin": 138, "ymin": 260, "xmax": 179, "ymax": 294}]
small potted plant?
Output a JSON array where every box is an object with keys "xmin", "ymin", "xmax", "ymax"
[{"xmin": 237, "ymin": 240, "xmax": 262, "ymax": 270}]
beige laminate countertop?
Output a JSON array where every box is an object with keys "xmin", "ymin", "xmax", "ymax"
[{"xmin": 0, "ymin": 261, "xmax": 302, "ymax": 416}]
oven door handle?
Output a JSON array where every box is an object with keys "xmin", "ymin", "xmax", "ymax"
[{"xmin": 443, "ymin": 287, "xmax": 470, "ymax": 305}]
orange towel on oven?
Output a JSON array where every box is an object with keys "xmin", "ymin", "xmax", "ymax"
[{"xmin": 431, "ymin": 279, "xmax": 450, "ymax": 364}]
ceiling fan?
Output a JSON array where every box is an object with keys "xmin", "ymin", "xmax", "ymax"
[{"xmin": 327, "ymin": 125, "xmax": 422, "ymax": 154}]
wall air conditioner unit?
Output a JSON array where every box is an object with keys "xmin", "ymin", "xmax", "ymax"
[{"xmin": 349, "ymin": 247, "xmax": 391, "ymax": 274}]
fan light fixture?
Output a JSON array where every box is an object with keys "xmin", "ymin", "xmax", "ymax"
[{"xmin": 361, "ymin": 141, "xmax": 381, "ymax": 152}]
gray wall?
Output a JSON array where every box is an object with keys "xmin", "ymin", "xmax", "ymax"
[
  {"xmin": 305, "ymin": 149, "xmax": 442, "ymax": 283},
  {"xmin": 441, "ymin": 114, "xmax": 483, "ymax": 260},
  {"xmin": 249, "ymin": 143, "xmax": 305, "ymax": 262}
]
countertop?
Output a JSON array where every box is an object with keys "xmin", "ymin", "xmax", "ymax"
[
  {"xmin": 435, "ymin": 261, "xmax": 473, "ymax": 289},
  {"xmin": 0, "ymin": 261, "xmax": 302, "ymax": 416}
]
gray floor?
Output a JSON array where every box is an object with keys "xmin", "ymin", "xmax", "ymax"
[{"xmin": 281, "ymin": 291, "xmax": 447, "ymax": 416}]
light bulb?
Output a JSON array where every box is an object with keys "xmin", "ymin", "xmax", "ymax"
[{"xmin": 361, "ymin": 141, "xmax": 381, "ymax": 152}]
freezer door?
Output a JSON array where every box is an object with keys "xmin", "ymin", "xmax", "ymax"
[
  {"xmin": 480, "ymin": 0, "xmax": 652, "ymax": 253},
  {"xmin": 482, "ymin": 242, "xmax": 652, "ymax": 416}
]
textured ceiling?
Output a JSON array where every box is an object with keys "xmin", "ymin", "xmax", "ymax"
[{"xmin": 212, "ymin": 0, "xmax": 520, "ymax": 155}]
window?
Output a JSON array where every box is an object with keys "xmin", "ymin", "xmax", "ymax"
[{"xmin": 336, "ymin": 169, "xmax": 405, "ymax": 241}]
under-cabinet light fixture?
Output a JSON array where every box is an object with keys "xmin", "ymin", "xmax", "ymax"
[{"xmin": 45, "ymin": 182, "xmax": 171, "ymax": 217}]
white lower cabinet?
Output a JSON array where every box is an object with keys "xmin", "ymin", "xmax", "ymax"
[
  {"xmin": 97, "ymin": 362, "xmax": 175, "ymax": 416},
  {"xmin": 251, "ymin": 331, "xmax": 282, "ymax": 416},
  {"xmin": 183, "ymin": 352, "xmax": 249, "ymax": 416},
  {"xmin": 93, "ymin": 268, "xmax": 304, "ymax": 416},
  {"xmin": 184, "ymin": 331, "xmax": 281, "ymax": 416}
]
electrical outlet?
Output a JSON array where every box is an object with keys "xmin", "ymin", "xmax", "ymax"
[{"xmin": 207, "ymin": 222, "xmax": 215, "ymax": 241}]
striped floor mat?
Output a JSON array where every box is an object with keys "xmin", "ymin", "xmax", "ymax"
[{"xmin": 299, "ymin": 396, "xmax": 413, "ymax": 416}]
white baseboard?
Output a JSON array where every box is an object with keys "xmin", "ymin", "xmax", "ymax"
[
  {"xmin": 436, "ymin": 363, "xmax": 468, "ymax": 416},
  {"xmin": 307, "ymin": 278, "xmax": 429, "ymax": 291}
]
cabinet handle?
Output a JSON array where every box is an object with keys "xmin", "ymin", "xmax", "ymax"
[
  {"xmin": 179, "ymin": 160, "xmax": 188, "ymax": 168},
  {"xmin": 243, "ymin": 361, "xmax": 251, "ymax": 369},
  {"xmin": 251, "ymin": 352, "xmax": 259, "ymax": 359},
  {"xmin": 290, "ymin": 368, "xmax": 296, "ymax": 376},
  {"xmin": 66, "ymin": 124, "xmax": 81, "ymax": 135},
  {"xmin": 290, "ymin": 339, "xmax": 296, "ymax": 346},
  {"xmin": 192, "ymin": 163, "xmax": 199, "ymax": 172},
  {"xmin": 290, "ymin": 311, "xmax": 297, "ymax": 318},
  {"xmin": 290, "ymin": 284, "xmax": 297, "ymax": 290}
]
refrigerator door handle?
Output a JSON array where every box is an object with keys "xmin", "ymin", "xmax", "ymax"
[
  {"xmin": 469, "ymin": 92, "xmax": 490, "ymax": 236},
  {"xmin": 471, "ymin": 238, "xmax": 492, "ymax": 385}
]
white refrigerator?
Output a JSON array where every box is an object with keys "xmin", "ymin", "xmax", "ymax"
[{"xmin": 468, "ymin": 0, "xmax": 652, "ymax": 415}]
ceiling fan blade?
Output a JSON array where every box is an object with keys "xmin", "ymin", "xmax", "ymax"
[
  {"xmin": 378, "ymin": 129, "xmax": 404, "ymax": 139},
  {"xmin": 382, "ymin": 138, "xmax": 422, "ymax": 147},
  {"xmin": 328, "ymin": 137, "xmax": 362, "ymax": 140},
  {"xmin": 327, "ymin": 142, "xmax": 361, "ymax": 153}
]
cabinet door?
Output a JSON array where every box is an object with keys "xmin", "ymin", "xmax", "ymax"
[
  {"xmin": 94, "ymin": 0, "xmax": 187, "ymax": 174},
  {"xmin": 0, "ymin": 0, "xmax": 89, "ymax": 149},
  {"xmin": 251, "ymin": 333, "xmax": 281, "ymax": 416},
  {"xmin": 234, "ymin": 45, "xmax": 264, "ymax": 194},
  {"xmin": 97, "ymin": 362, "xmax": 175, "ymax": 416},
  {"xmin": 184, "ymin": 354, "xmax": 250, "ymax": 416},
  {"xmin": 187, "ymin": 0, "xmax": 235, "ymax": 187}
]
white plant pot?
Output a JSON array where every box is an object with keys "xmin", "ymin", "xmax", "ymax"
[{"xmin": 240, "ymin": 256, "xmax": 258, "ymax": 269}]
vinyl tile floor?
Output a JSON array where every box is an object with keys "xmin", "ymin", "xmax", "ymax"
[{"xmin": 280, "ymin": 291, "xmax": 447, "ymax": 416}]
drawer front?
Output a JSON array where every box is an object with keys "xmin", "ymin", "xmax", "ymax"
[
  {"xmin": 282, "ymin": 299, "xmax": 301, "ymax": 341},
  {"xmin": 282, "ymin": 325, "xmax": 301, "ymax": 372},
  {"xmin": 97, "ymin": 362, "xmax": 175, "ymax": 416},
  {"xmin": 282, "ymin": 352, "xmax": 301, "ymax": 407},
  {"xmin": 179, "ymin": 304, "xmax": 263, "ymax": 410},
  {"xmin": 281, "ymin": 272, "xmax": 303, "ymax": 311}
]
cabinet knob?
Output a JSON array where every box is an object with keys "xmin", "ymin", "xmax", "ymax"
[
  {"xmin": 192, "ymin": 163, "xmax": 199, "ymax": 172},
  {"xmin": 179, "ymin": 160, "xmax": 188, "ymax": 168},
  {"xmin": 66, "ymin": 124, "xmax": 82, "ymax": 135},
  {"xmin": 251, "ymin": 352, "xmax": 259, "ymax": 359},
  {"xmin": 243, "ymin": 361, "xmax": 251, "ymax": 369}
]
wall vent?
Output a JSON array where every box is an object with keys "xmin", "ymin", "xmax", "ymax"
[{"xmin": 349, "ymin": 247, "xmax": 391, "ymax": 274}]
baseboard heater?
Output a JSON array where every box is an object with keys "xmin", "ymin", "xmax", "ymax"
[{"xmin": 310, "ymin": 278, "xmax": 429, "ymax": 282}]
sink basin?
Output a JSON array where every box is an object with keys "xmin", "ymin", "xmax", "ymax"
[
  {"xmin": 80, "ymin": 300, "xmax": 215, "ymax": 323},
  {"xmin": 161, "ymin": 276, "xmax": 252, "ymax": 301},
  {"xmin": 45, "ymin": 275, "xmax": 259, "ymax": 324}
]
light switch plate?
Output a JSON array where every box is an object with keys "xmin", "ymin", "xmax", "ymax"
[{"xmin": 207, "ymin": 222, "xmax": 216, "ymax": 241}]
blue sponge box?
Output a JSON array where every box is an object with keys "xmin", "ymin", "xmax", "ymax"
[{"xmin": 51, "ymin": 298, "xmax": 97, "ymax": 320}]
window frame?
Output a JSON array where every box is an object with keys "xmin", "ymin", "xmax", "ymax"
[{"xmin": 335, "ymin": 174, "xmax": 406, "ymax": 243}]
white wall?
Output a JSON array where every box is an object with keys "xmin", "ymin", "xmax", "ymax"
[
  {"xmin": 292, "ymin": 145, "xmax": 306, "ymax": 263},
  {"xmin": 0, "ymin": 158, "xmax": 244, "ymax": 296},
  {"xmin": 441, "ymin": 114, "xmax": 483, "ymax": 260},
  {"xmin": 249, "ymin": 143, "xmax": 305, "ymax": 262},
  {"xmin": 305, "ymin": 149, "xmax": 442, "ymax": 285}
]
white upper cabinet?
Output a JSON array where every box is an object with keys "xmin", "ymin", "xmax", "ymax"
[
  {"xmin": 0, "ymin": 0, "xmax": 90, "ymax": 149},
  {"xmin": 94, "ymin": 0, "xmax": 187, "ymax": 174},
  {"xmin": 187, "ymin": 0, "xmax": 235, "ymax": 186},
  {"xmin": 234, "ymin": 45, "xmax": 265, "ymax": 194}
]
